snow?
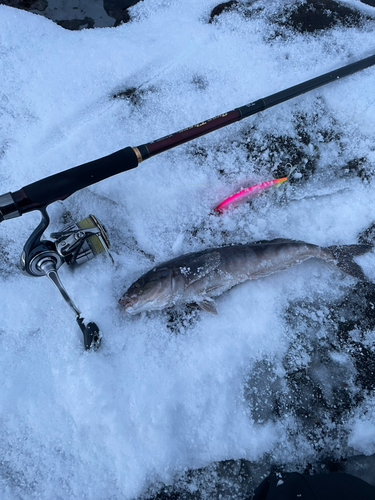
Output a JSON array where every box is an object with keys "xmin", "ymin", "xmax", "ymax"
[
  {"xmin": 348, "ymin": 397, "xmax": 375, "ymax": 456},
  {"xmin": 1, "ymin": 0, "xmax": 375, "ymax": 498}
]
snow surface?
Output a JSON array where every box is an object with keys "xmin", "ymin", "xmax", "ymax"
[{"xmin": 1, "ymin": 0, "xmax": 375, "ymax": 498}]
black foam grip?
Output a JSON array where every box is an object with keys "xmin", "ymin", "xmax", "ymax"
[{"xmin": 22, "ymin": 147, "xmax": 139, "ymax": 206}]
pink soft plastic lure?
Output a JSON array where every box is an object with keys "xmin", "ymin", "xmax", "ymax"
[{"xmin": 214, "ymin": 176, "xmax": 288, "ymax": 213}]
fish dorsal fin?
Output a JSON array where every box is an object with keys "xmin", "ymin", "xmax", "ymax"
[
  {"xmin": 253, "ymin": 238, "xmax": 300, "ymax": 245},
  {"xmin": 267, "ymin": 238, "xmax": 294, "ymax": 244},
  {"xmin": 197, "ymin": 298, "xmax": 218, "ymax": 315},
  {"xmin": 181, "ymin": 251, "xmax": 221, "ymax": 288}
]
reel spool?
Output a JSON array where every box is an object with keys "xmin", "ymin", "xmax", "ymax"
[{"xmin": 21, "ymin": 209, "xmax": 113, "ymax": 350}]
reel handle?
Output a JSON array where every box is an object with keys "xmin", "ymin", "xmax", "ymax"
[
  {"xmin": 37, "ymin": 256, "xmax": 102, "ymax": 350},
  {"xmin": 77, "ymin": 319, "xmax": 101, "ymax": 351}
]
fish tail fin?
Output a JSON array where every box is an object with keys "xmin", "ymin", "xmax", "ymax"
[{"xmin": 325, "ymin": 244, "xmax": 373, "ymax": 280}]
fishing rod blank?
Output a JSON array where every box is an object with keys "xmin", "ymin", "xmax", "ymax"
[{"xmin": 1, "ymin": 52, "xmax": 374, "ymax": 222}]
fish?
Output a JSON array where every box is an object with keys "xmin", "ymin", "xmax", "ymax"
[
  {"xmin": 119, "ymin": 239, "xmax": 372, "ymax": 315},
  {"xmin": 214, "ymin": 177, "xmax": 288, "ymax": 213}
]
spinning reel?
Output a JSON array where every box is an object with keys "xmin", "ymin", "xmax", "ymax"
[{"xmin": 20, "ymin": 207, "xmax": 113, "ymax": 350}]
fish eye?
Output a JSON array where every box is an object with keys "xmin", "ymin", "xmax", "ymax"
[
  {"xmin": 135, "ymin": 278, "xmax": 144, "ymax": 288},
  {"xmin": 158, "ymin": 268, "xmax": 170, "ymax": 279}
]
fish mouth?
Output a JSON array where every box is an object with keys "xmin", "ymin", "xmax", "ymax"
[
  {"xmin": 119, "ymin": 280, "xmax": 174, "ymax": 314},
  {"xmin": 118, "ymin": 295, "xmax": 136, "ymax": 310},
  {"xmin": 119, "ymin": 294, "xmax": 148, "ymax": 314},
  {"xmin": 119, "ymin": 292, "xmax": 173, "ymax": 315}
]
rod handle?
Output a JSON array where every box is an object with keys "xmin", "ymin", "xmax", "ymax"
[{"xmin": 11, "ymin": 147, "xmax": 140, "ymax": 215}]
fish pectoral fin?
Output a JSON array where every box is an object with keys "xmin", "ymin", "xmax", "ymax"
[
  {"xmin": 197, "ymin": 298, "xmax": 218, "ymax": 315},
  {"xmin": 183, "ymin": 252, "xmax": 221, "ymax": 289}
]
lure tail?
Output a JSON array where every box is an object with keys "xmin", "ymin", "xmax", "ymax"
[{"xmin": 326, "ymin": 244, "xmax": 373, "ymax": 280}]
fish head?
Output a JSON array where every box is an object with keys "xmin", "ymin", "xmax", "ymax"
[{"xmin": 119, "ymin": 266, "xmax": 174, "ymax": 314}]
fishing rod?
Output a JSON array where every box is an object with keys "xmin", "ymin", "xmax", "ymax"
[{"xmin": 1, "ymin": 52, "xmax": 374, "ymax": 350}]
